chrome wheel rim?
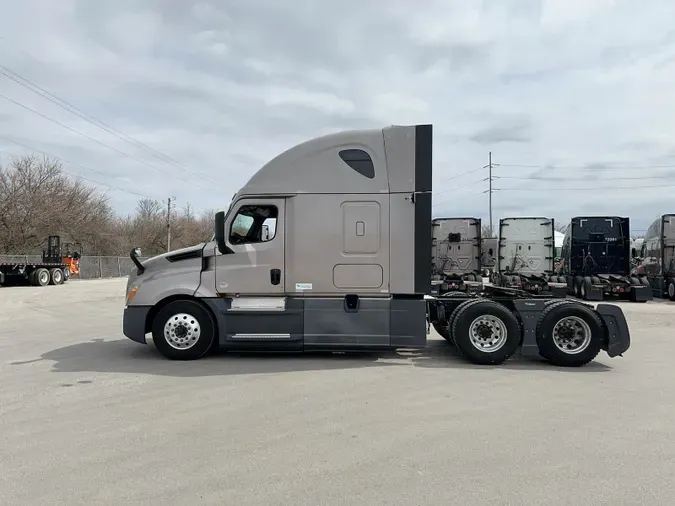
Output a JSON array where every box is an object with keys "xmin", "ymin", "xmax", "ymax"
[
  {"xmin": 164, "ymin": 313, "xmax": 201, "ymax": 350},
  {"xmin": 552, "ymin": 316, "xmax": 592, "ymax": 354},
  {"xmin": 468, "ymin": 315, "xmax": 508, "ymax": 352}
]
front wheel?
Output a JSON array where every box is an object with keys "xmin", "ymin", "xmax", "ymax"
[
  {"xmin": 536, "ymin": 301, "xmax": 603, "ymax": 367},
  {"xmin": 151, "ymin": 300, "xmax": 217, "ymax": 360}
]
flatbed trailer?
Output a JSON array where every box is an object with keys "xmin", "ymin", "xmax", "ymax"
[
  {"xmin": 121, "ymin": 123, "xmax": 631, "ymax": 368},
  {"xmin": 0, "ymin": 261, "xmax": 71, "ymax": 286},
  {"xmin": 0, "ymin": 236, "xmax": 75, "ymax": 287}
]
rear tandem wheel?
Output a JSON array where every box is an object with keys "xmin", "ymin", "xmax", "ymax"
[{"xmin": 535, "ymin": 300, "xmax": 603, "ymax": 367}]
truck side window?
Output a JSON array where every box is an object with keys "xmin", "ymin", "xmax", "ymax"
[
  {"xmin": 229, "ymin": 205, "xmax": 278, "ymax": 245},
  {"xmin": 339, "ymin": 149, "xmax": 375, "ymax": 179}
]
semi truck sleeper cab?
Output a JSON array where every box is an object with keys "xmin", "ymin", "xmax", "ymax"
[{"xmin": 123, "ymin": 123, "xmax": 631, "ymax": 368}]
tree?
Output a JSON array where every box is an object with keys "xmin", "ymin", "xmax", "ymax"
[
  {"xmin": 0, "ymin": 155, "xmax": 113, "ymax": 254},
  {"xmin": 481, "ymin": 224, "xmax": 496, "ymax": 238}
]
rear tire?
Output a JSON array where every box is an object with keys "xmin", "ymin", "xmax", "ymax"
[
  {"xmin": 451, "ymin": 299, "xmax": 521, "ymax": 365},
  {"xmin": 62, "ymin": 268, "xmax": 70, "ymax": 282},
  {"xmin": 49, "ymin": 268, "xmax": 64, "ymax": 285},
  {"xmin": 151, "ymin": 299, "xmax": 217, "ymax": 360},
  {"xmin": 535, "ymin": 301, "xmax": 603, "ymax": 367},
  {"xmin": 668, "ymin": 279, "xmax": 675, "ymax": 301},
  {"xmin": 34, "ymin": 268, "xmax": 50, "ymax": 286}
]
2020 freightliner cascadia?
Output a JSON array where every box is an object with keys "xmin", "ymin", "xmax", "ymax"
[
  {"xmin": 559, "ymin": 216, "xmax": 651, "ymax": 302},
  {"xmin": 494, "ymin": 217, "xmax": 566, "ymax": 297},
  {"xmin": 636, "ymin": 213, "xmax": 675, "ymax": 300},
  {"xmin": 430, "ymin": 217, "xmax": 483, "ymax": 296},
  {"xmin": 122, "ymin": 124, "xmax": 631, "ymax": 367}
]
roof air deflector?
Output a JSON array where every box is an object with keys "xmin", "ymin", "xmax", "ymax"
[{"xmin": 339, "ymin": 149, "xmax": 375, "ymax": 179}]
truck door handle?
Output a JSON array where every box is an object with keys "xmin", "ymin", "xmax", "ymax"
[{"xmin": 270, "ymin": 268, "xmax": 281, "ymax": 285}]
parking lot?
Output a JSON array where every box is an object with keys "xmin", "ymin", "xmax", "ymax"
[{"xmin": 1, "ymin": 278, "xmax": 675, "ymax": 505}]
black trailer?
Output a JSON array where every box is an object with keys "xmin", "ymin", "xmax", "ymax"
[
  {"xmin": 636, "ymin": 213, "xmax": 675, "ymax": 300},
  {"xmin": 426, "ymin": 285, "xmax": 630, "ymax": 367},
  {"xmin": 559, "ymin": 216, "xmax": 651, "ymax": 302},
  {"xmin": 430, "ymin": 217, "xmax": 483, "ymax": 296},
  {"xmin": 0, "ymin": 236, "xmax": 72, "ymax": 287}
]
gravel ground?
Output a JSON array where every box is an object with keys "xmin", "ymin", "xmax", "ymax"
[{"xmin": 1, "ymin": 278, "xmax": 674, "ymax": 506}]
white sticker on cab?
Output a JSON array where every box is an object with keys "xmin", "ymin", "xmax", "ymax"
[{"xmin": 295, "ymin": 282, "xmax": 313, "ymax": 290}]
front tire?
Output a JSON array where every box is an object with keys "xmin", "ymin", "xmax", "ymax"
[
  {"xmin": 536, "ymin": 301, "xmax": 603, "ymax": 367},
  {"xmin": 151, "ymin": 300, "xmax": 217, "ymax": 360}
]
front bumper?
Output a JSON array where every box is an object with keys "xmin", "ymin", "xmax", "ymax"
[
  {"xmin": 123, "ymin": 305, "xmax": 151, "ymax": 344},
  {"xmin": 595, "ymin": 303, "xmax": 631, "ymax": 357}
]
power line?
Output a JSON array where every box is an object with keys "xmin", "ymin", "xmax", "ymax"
[
  {"xmin": 432, "ymin": 190, "xmax": 486, "ymax": 208},
  {"xmin": 433, "ymin": 177, "xmax": 488, "ymax": 196},
  {"xmin": 499, "ymin": 163, "xmax": 675, "ymax": 170},
  {"xmin": 497, "ymin": 174, "xmax": 675, "ymax": 182},
  {"xmin": 435, "ymin": 166, "xmax": 485, "ymax": 183},
  {"xmin": 0, "ymin": 91, "xmax": 216, "ymax": 191},
  {"xmin": 495, "ymin": 183, "xmax": 675, "ymax": 191},
  {"xmin": 0, "ymin": 64, "xmax": 220, "ymax": 186},
  {"xmin": 0, "ymin": 135, "xmax": 155, "ymax": 199}
]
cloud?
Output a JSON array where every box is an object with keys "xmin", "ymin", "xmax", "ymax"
[{"xmin": 0, "ymin": 0, "xmax": 674, "ymax": 234}]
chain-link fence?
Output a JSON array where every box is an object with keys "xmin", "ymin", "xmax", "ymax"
[{"xmin": 0, "ymin": 255, "xmax": 151, "ymax": 279}]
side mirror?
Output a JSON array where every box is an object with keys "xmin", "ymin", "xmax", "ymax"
[{"xmin": 214, "ymin": 211, "xmax": 234, "ymax": 254}]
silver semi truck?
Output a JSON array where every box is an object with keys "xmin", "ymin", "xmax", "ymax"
[
  {"xmin": 430, "ymin": 217, "xmax": 483, "ymax": 296},
  {"xmin": 123, "ymin": 123, "xmax": 631, "ymax": 367},
  {"xmin": 493, "ymin": 216, "xmax": 566, "ymax": 297},
  {"xmin": 635, "ymin": 213, "xmax": 675, "ymax": 300}
]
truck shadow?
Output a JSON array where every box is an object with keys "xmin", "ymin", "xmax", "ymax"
[
  {"xmin": 403, "ymin": 339, "xmax": 613, "ymax": 372},
  {"xmin": 36, "ymin": 336, "xmax": 612, "ymax": 377}
]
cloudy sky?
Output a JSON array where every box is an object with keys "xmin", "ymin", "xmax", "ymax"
[{"xmin": 1, "ymin": 0, "xmax": 675, "ymax": 234}]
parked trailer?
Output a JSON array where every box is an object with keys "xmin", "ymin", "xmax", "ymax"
[
  {"xmin": 493, "ymin": 216, "xmax": 566, "ymax": 297},
  {"xmin": 559, "ymin": 216, "xmax": 651, "ymax": 302},
  {"xmin": 636, "ymin": 213, "xmax": 675, "ymax": 300},
  {"xmin": 122, "ymin": 123, "xmax": 631, "ymax": 367},
  {"xmin": 431, "ymin": 217, "xmax": 483, "ymax": 296},
  {"xmin": 0, "ymin": 235, "xmax": 78, "ymax": 287},
  {"xmin": 481, "ymin": 237, "xmax": 498, "ymax": 278}
]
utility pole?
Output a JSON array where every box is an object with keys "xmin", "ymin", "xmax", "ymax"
[
  {"xmin": 167, "ymin": 196, "xmax": 175, "ymax": 252},
  {"xmin": 483, "ymin": 152, "xmax": 499, "ymax": 237}
]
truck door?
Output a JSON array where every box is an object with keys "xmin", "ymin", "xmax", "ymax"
[
  {"xmin": 215, "ymin": 198, "xmax": 285, "ymax": 295},
  {"xmin": 213, "ymin": 198, "xmax": 302, "ymax": 349}
]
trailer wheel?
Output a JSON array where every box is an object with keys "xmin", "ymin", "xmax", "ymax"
[
  {"xmin": 34, "ymin": 268, "xmax": 50, "ymax": 286},
  {"xmin": 535, "ymin": 301, "xmax": 603, "ymax": 367},
  {"xmin": 49, "ymin": 268, "xmax": 64, "ymax": 285},
  {"xmin": 62, "ymin": 268, "xmax": 70, "ymax": 282},
  {"xmin": 27, "ymin": 270, "xmax": 37, "ymax": 286},
  {"xmin": 451, "ymin": 299, "xmax": 521, "ymax": 365},
  {"xmin": 151, "ymin": 299, "xmax": 217, "ymax": 360},
  {"xmin": 580, "ymin": 276, "xmax": 592, "ymax": 300},
  {"xmin": 668, "ymin": 279, "xmax": 675, "ymax": 301}
]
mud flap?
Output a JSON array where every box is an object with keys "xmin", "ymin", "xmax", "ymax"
[
  {"xmin": 512, "ymin": 299, "xmax": 546, "ymax": 358},
  {"xmin": 631, "ymin": 285, "xmax": 652, "ymax": 302},
  {"xmin": 595, "ymin": 303, "xmax": 630, "ymax": 357},
  {"xmin": 586, "ymin": 284, "xmax": 604, "ymax": 301}
]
